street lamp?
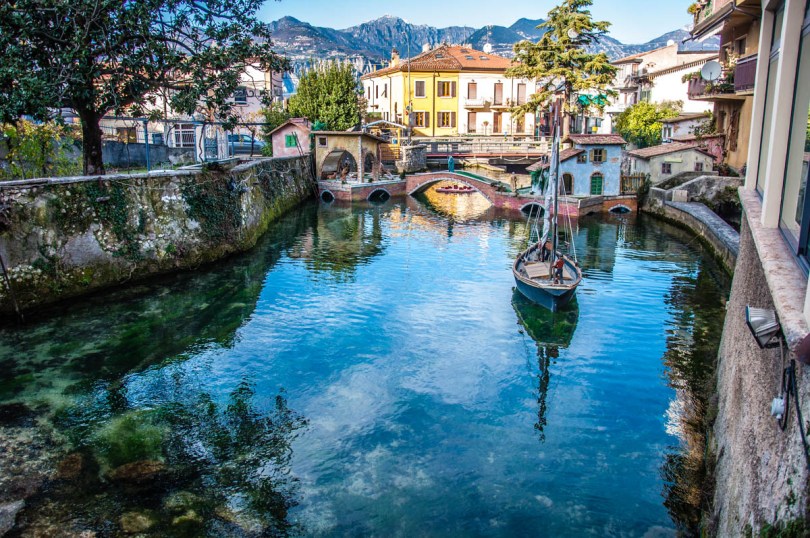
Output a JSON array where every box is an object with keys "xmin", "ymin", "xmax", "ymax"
[{"xmin": 403, "ymin": 30, "xmax": 412, "ymax": 144}]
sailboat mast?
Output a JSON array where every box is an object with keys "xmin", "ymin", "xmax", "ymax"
[{"xmin": 551, "ymin": 122, "xmax": 560, "ymax": 266}]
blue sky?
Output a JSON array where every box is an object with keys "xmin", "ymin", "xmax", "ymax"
[{"xmin": 259, "ymin": 0, "xmax": 693, "ymax": 44}]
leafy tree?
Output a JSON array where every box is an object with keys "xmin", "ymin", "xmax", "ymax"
[
  {"xmin": 287, "ymin": 62, "xmax": 361, "ymax": 131},
  {"xmin": 0, "ymin": 0, "xmax": 287, "ymax": 176},
  {"xmin": 1, "ymin": 120, "xmax": 82, "ymax": 180},
  {"xmin": 615, "ymin": 101, "xmax": 682, "ymax": 148},
  {"xmin": 507, "ymin": 0, "xmax": 617, "ymax": 136}
]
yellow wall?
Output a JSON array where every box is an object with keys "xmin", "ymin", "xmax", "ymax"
[{"xmin": 405, "ymin": 72, "xmax": 459, "ymax": 137}]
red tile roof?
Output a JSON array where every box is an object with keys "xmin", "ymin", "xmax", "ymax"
[
  {"xmin": 526, "ymin": 148, "xmax": 585, "ymax": 171},
  {"xmin": 566, "ymin": 134, "xmax": 627, "ymax": 146},
  {"xmin": 626, "ymin": 141, "xmax": 714, "ymax": 159},
  {"xmin": 361, "ymin": 45, "xmax": 513, "ymax": 79}
]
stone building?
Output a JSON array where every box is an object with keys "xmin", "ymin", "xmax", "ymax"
[{"xmin": 627, "ymin": 142, "xmax": 715, "ymax": 184}]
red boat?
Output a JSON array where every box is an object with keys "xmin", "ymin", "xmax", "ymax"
[{"xmin": 435, "ymin": 184, "xmax": 475, "ymax": 194}]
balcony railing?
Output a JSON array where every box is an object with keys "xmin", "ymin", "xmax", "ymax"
[
  {"xmin": 688, "ymin": 76, "xmax": 735, "ymax": 99},
  {"xmin": 692, "ymin": 0, "xmax": 732, "ymax": 27},
  {"xmin": 734, "ymin": 54, "xmax": 758, "ymax": 93}
]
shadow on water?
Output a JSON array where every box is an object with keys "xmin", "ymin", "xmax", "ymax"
[{"xmin": 512, "ymin": 290, "xmax": 579, "ymax": 443}]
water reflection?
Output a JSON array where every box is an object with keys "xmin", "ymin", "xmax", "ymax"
[{"xmin": 512, "ymin": 291, "xmax": 579, "ymax": 442}]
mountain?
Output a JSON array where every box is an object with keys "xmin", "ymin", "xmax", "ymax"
[{"xmin": 266, "ymin": 15, "xmax": 720, "ymax": 75}]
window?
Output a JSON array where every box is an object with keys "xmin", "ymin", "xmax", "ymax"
[
  {"xmin": 577, "ymin": 153, "xmax": 587, "ymax": 164},
  {"xmin": 437, "ymin": 81, "xmax": 456, "ymax": 98},
  {"xmin": 413, "ymin": 111, "xmax": 428, "ymax": 128},
  {"xmin": 437, "ymin": 112, "xmax": 456, "ymax": 128},
  {"xmin": 318, "ymin": 136, "xmax": 327, "ymax": 147},
  {"xmin": 640, "ymin": 89, "xmax": 651, "ymax": 102},
  {"xmin": 414, "ymin": 81, "xmax": 426, "ymax": 98},
  {"xmin": 382, "ymin": 84, "xmax": 387, "ymax": 98},
  {"xmin": 695, "ymin": 162, "xmax": 704, "ymax": 172},
  {"xmin": 516, "ymin": 83, "xmax": 526, "ymax": 105},
  {"xmin": 780, "ymin": 4, "xmax": 810, "ymax": 266},
  {"xmin": 468, "ymin": 82, "xmax": 477, "ymax": 99},
  {"xmin": 467, "ymin": 112, "xmax": 477, "ymax": 133},
  {"xmin": 375, "ymin": 85, "xmax": 379, "ymax": 99},
  {"xmin": 662, "ymin": 162, "xmax": 672, "ymax": 175},
  {"xmin": 480, "ymin": 56, "xmax": 489, "ymax": 60},
  {"xmin": 590, "ymin": 173, "xmax": 603, "ymax": 195},
  {"xmin": 285, "ymin": 133, "xmax": 298, "ymax": 148},
  {"xmin": 757, "ymin": 2, "xmax": 786, "ymax": 193},
  {"xmin": 173, "ymin": 123, "xmax": 195, "ymax": 148},
  {"xmin": 590, "ymin": 148, "xmax": 605, "ymax": 163},
  {"xmin": 233, "ymin": 87, "xmax": 247, "ymax": 105},
  {"xmin": 116, "ymin": 127, "xmax": 137, "ymax": 143},
  {"xmin": 563, "ymin": 173, "xmax": 574, "ymax": 195},
  {"xmin": 494, "ymin": 83, "xmax": 503, "ymax": 105}
]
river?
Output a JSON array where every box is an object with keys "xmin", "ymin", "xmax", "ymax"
[{"xmin": 0, "ymin": 190, "xmax": 730, "ymax": 536}]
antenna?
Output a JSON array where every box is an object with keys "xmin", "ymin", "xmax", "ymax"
[{"xmin": 700, "ymin": 60, "xmax": 722, "ymax": 82}]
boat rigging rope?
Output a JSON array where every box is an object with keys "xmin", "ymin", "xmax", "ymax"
[{"xmin": 557, "ymin": 178, "xmax": 578, "ymax": 263}]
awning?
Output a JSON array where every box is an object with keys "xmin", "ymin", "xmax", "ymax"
[{"xmin": 689, "ymin": 2, "xmax": 735, "ymax": 41}]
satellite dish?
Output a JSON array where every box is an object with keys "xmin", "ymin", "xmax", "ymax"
[
  {"xmin": 483, "ymin": 43, "xmax": 493, "ymax": 54},
  {"xmin": 700, "ymin": 60, "xmax": 722, "ymax": 82}
]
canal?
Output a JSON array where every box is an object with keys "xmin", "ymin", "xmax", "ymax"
[{"xmin": 0, "ymin": 190, "xmax": 730, "ymax": 536}]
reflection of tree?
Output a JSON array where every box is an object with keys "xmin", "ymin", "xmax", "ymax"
[
  {"xmin": 660, "ymin": 262, "xmax": 730, "ymax": 535},
  {"xmin": 288, "ymin": 204, "xmax": 386, "ymax": 282},
  {"xmin": 512, "ymin": 291, "xmax": 579, "ymax": 442}
]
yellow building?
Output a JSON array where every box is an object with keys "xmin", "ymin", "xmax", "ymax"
[{"xmin": 361, "ymin": 45, "xmax": 534, "ymax": 137}]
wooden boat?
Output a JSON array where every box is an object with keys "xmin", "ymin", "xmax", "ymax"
[
  {"xmin": 435, "ymin": 183, "xmax": 475, "ymax": 194},
  {"xmin": 512, "ymin": 123, "xmax": 582, "ymax": 312}
]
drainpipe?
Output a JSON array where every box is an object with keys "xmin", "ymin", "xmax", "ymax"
[
  {"xmin": 358, "ymin": 133, "xmax": 363, "ymax": 182},
  {"xmin": 432, "ymin": 72, "xmax": 437, "ymax": 137}
]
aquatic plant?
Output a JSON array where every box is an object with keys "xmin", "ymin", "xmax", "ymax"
[{"xmin": 93, "ymin": 410, "xmax": 166, "ymax": 469}]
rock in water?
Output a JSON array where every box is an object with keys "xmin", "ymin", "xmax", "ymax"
[
  {"xmin": 106, "ymin": 460, "xmax": 167, "ymax": 484},
  {"xmin": 119, "ymin": 511, "xmax": 157, "ymax": 534}
]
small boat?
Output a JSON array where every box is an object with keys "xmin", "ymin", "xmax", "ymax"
[
  {"xmin": 512, "ymin": 123, "xmax": 582, "ymax": 312},
  {"xmin": 435, "ymin": 183, "xmax": 475, "ymax": 194}
]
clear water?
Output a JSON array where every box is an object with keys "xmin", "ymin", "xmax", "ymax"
[{"xmin": 0, "ymin": 191, "xmax": 730, "ymax": 536}]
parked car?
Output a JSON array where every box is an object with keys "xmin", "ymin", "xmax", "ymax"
[{"xmin": 227, "ymin": 134, "xmax": 265, "ymax": 155}]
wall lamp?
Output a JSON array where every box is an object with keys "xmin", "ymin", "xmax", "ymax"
[{"xmin": 746, "ymin": 306, "xmax": 782, "ymax": 349}]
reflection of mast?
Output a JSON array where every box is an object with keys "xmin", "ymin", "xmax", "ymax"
[{"xmin": 534, "ymin": 344, "xmax": 558, "ymax": 442}]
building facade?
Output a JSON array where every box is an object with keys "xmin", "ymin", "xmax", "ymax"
[
  {"xmin": 626, "ymin": 142, "xmax": 715, "ymax": 184},
  {"xmin": 361, "ymin": 45, "xmax": 537, "ymax": 137},
  {"xmin": 688, "ymin": 0, "xmax": 762, "ymax": 170},
  {"xmin": 710, "ymin": 0, "xmax": 810, "ymax": 533},
  {"xmin": 601, "ymin": 44, "xmax": 717, "ymax": 135}
]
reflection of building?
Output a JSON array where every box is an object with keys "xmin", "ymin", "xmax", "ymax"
[
  {"xmin": 711, "ymin": 0, "xmax": 810, "ymax": 533},
  {"xmin": 361, "ymin": 45, "xmax": 537, "ymax": 137},
  {"xmin": 627, "ymin": 143, "xmax": 715, "ymax": 184},
  {"xmin": 688, "ymin": 0, "xmax": 762, "ymax": 170}
]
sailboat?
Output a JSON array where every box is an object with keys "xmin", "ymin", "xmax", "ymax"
[{"xmin": 512, "ymin": 123, "xmax": 582, "ymax": 312}]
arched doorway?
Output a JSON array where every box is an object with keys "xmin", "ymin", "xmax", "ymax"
[{"xmin": 562, "ymin": 173, "xmax": 574, "ymax": 195}]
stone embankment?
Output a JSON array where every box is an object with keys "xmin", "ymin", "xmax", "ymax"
[
  {"xmin": 0, "ymin": 156, "xmax": 315, "ymax": 316},
  {"xmin": 645, "ymin": 174, "xmax": 742, "ymax": 273}
]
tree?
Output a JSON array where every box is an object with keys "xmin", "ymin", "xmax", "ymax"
[
  {"xmin": 0, "ymin": 0, "xmax": 287, "ymax": 176},
  {"xmin": 287, "ymin": 62, "xmax": 361, "ymax": 131},
  {"xmin": 506, "ymin": 0, "xmax": 617, "ymax": 137},
  {"xmin": 615, "ymin": 101, "xmax": 682, "ymax": 148}
]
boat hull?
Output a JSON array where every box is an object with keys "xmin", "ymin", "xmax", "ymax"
[{"xmin": 513, "ymin": 275, "xmax": 577, "ymax": 312}]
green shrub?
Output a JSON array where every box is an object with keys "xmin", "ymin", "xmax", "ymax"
[{"xmin": 93, "ymin": 410, "xmax": 165, "ymax": 468}]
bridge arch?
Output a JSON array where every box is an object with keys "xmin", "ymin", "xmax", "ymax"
[
  {"xmin": 520, "ymin": 202, "xmax": 545, "ymax": 216},
  {"xmin": 609, "ymin": 204, "xmax": 632, "ymax": 214},
  {"xmin": 320, "ymin": 190, "xmax": 335, "ymax": 203},
  {"xmin": 407, "ymin": 176, "xmax": 493, "ymax": 203},
  {"xmin": 367, "ymin": 187, "xmax": 391, "ymax": 203}
]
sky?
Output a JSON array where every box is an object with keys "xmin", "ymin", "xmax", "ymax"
[{"xmin": 258, "ymin": 0, "xmax": 693, "ymax": 45}]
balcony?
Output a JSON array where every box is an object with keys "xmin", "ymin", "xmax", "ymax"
[
  {"xmin": 687, "ymin": 75, "xmax": 741, "ymax": 101},
  {"xmin": 464, "ymin": 97, "xmax": 491, "ymax": 109},
  {"xmin": 734, "ymin": 54, "xmax": 757, "ymax": 94},
  {"xmin": 691, "ymin": 0, "xmax": 733, "ymax": 28}
]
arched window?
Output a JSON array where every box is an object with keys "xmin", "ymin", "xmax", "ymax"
[{"xmin": 590, "ymin": 173, "xmax": 604, "ymax": 195}]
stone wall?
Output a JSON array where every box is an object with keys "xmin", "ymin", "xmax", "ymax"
[
  {"xmin": 711, "ymin": 210, "xmax": 810, "ymax": 534},
  {"xmin": 0, "ymin": 156, "xmax": 315, "ymax": 315},
  {"xmin": 396, "ymin": 145, "xmax": 427, "ymax": 174}
]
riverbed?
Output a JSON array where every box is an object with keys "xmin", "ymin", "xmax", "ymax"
[{"xmin": 0, "ymin": 190, "xmax": 730, "ymax": 536}]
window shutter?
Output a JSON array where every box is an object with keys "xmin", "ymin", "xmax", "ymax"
[
  {"xmin": 451, "ymin": 81, "xmax": 456, "ymax": 97},
  {"xmin": 425, "ymin": 113, "xmax": 430, "ymax": 128},
  {"xmin": 451, "ymin": 112, "xmax": 456, "ymax": 128},
  {"xmin": 589, "ymin": 150, "xmax": 594, "ymax": 162}
]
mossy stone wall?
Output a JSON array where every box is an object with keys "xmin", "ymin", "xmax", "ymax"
[{"xmin": 0, "ymin": 156, "xmax": 314, "ymax": 315}]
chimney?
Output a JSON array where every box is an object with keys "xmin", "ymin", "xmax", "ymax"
[{"xmin": 390, "ymin": 47, "xmax": 400, "ymax": 68}]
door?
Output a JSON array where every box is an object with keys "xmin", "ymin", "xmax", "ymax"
[
  {"xmin": 563, "ymin": 173, "xmax": 574, "ymax": 195},
  {"xmin": 493, "ymin": 112, "xmax": 502, "ymax": 133},
  {"xmin": 494, "ymin": 83, "xmax": 503, "ymax": 105}
]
